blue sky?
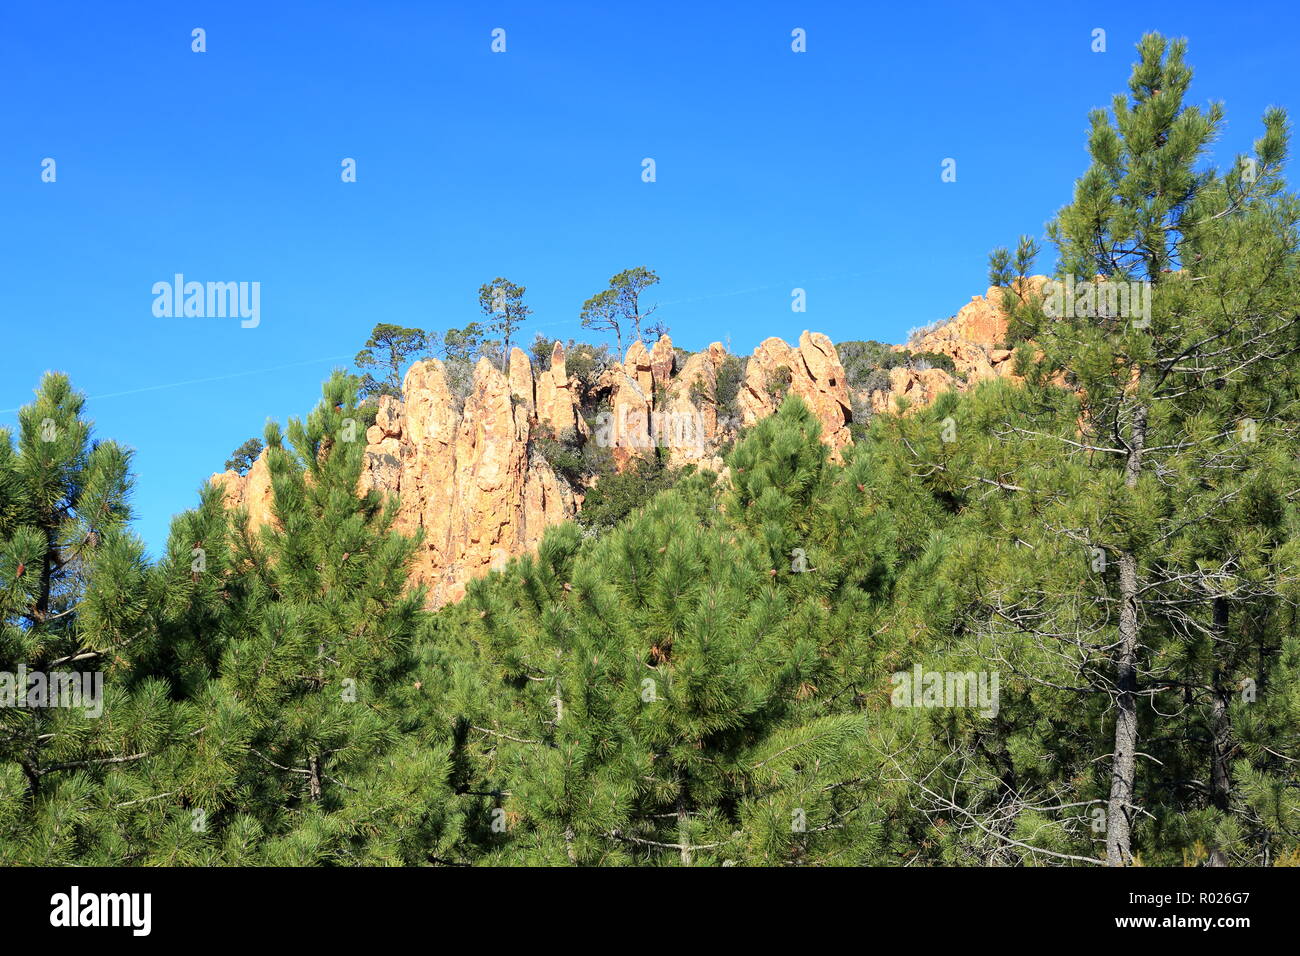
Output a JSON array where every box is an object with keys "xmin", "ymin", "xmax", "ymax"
[{"xmin": 2, "ymin": 0, "xmax": 1296, "ymax": 555}]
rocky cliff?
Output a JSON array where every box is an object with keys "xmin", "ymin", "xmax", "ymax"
[
  {"xmin": 863, "ymin": 278, "xmax": 1046, "ymax": 414},
  {"xmin": 212, "ymin": 280, "xmax": 1032, "ymax": 606}
]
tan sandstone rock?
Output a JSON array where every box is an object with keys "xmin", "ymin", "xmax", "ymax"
[
  {"xmin": 738, "ymin": 331, "xmax": 853, "ymax": 456},
  {"xmin": 210, "ymin": 448, "xmax": 276, "ymax": 532},
  {"xmin": 867, "ymin": 366, "xmax": 957, "ymax": 415},
  {"xmin": 661, "ymin": 341, "xmax": 728, "ymax": 468},
  {"xmin": 362, "ymin": 356, "xmax": 578, "ymax": 606},
  {"xmin": 535, "ymin": 341, "xmax": 585, "ymax": 437},
  {"xmin": 868, "ymin": 276, "xmax": 1048, "ymax": 412},
  {"xmin": 215, "ymin": 282, "xmax": 1053, "ymax": 609},
  {"xmin": 604, "ymin": 340, "xmax": 656, "ymax": 470}
]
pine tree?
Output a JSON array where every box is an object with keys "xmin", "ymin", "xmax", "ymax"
[
  {"xmin": 579, "ymin": 288, "xmax": 623, "ymax": 353},
  {"xmin": 456, "ymin": 400, "xmax": 881, "ymax": 864},
  {"xmin": 354, "ymin": 323, "xmax": 428, "ymax": 399},
  {"xmin": 0, "ymin": 374, "xmax": 192, "ymax": 864},
  {"xmin": 581, "ymin": 267, "xmax": 660, "ymax": 347},
  {"xmin": 151, "ymin": 372, "xmax": 483, "ymax": 863},
  {"xmin": 972, "ymin": 33, "xmax": 1300, "ymax": 865},
  {"xmin": 478, "ymin": 278, "xmax": 531, "ymax": 371}
]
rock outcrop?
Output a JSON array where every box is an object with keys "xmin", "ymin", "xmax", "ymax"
[
  {"xmin": 534, "ymin": 341, "xmax": 586, "ymax": 438},
  {"xmin": 601, "ymin": 339, "xmax": 657, "ymax": 471},
  {"xmin": 212, "ymin": 281, "xmax": 1040, "ymax": 607},
  {"xmin": 661, "ymin": 342, "xmax": 729, "ymax": 469},
  {"xmin": 900, "ymin": 283, "xmax": 1033, "ymax": 382},
  {"xmin": 868, "ymin": 366, "xmax": 957, "ymax": 415},
  {"xmin": 211, "ymin": 447, "xmax": 276, "ymax": 530},
  {"xmin": 360, "ymin": 353, "xmax": 579, "ymax": 606},
  {"xmin": 864, "ymin": 278, "xmax": 1044, "ymax": 415},
  {"xmin": 738, "ymin": 331, "xmax": 853, "ymax": 455}
]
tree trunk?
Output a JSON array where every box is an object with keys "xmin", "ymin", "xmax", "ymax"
[
  {"xmin": 307, "ymin": 754, "xmax": 323, "ymax": 802},
  {"xmin": 1107, "ymin": 550, "xmax": 1140, "ymax": 866},
  {"xmin": 309, "ymin": 638, "xmax": 326, "ymax": 802},
  {"xmin": 20, "ymin": 758, "xmax": 41, "ymax": 803},
  {"xmin": 1209, "ymin": 597, "xmax": 1233, "ymax": 866},
  {"xmin": 676, "ymin": 788, "xmax": 691, "ymax": 867},
  {"xmin": 1106, "ymin": 403, "xmax": 1147, "ymax": 866},
  {"xmin": 34, "ymin": 524, "xmax": 55, "ymax": 626}
]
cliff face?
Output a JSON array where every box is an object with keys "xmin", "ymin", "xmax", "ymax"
[
  {"xmin": 356, "ymin": 356, "xmax": 581, "ymax": 606},
  {"xmin": 863, "ymin": 278, "xmax": 1046, "ymax": 414},
  {"xmin": 738, "ymin": 331, "xmax": 853, "ymax": 457},
  {"xmin": 210, "ymin": 448, "xmax": 275, "ymax": 529},
  {"xmin": 211, "ymin": 280, "xmax": 1031, "ymax": 606}
]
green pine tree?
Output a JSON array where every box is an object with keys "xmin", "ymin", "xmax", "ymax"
[
  {"xmin": 971, "ymin": 33, "xmax": 1300, "ymax": 865},
  {"xmin": 0, "ymin": 374, "xmax": 192, "ymax": 864}
]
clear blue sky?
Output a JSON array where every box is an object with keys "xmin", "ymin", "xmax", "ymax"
[{"xmin": 2, "ymin": 0, "xmax": 1296, "ymax": 556}]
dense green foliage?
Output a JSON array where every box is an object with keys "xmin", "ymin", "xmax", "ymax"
[
  {"xmin": 534, "ymin": 424, "xmax": 614, "ymax": 490},
  {"xmin": 575, "ymin": 453, "xmax": 689, "ymax": 533},
  {"xmin": 2, "ymin": 34, "xmax": 1296, "ymax": 866},
  {"xmin": 837, "ymin": 340, "xmax": 960, "ymax": 391}
]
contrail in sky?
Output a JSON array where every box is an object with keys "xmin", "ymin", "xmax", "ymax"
[{"xmin": 0, "ymin": 354, "xmax": 354, "ymax": 414}]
